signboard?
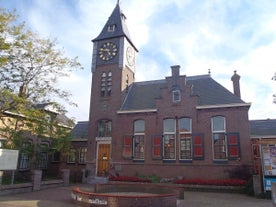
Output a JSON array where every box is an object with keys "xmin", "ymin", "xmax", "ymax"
[
  {"xmin": 0, "ymin": 149, "xmax": 19, "ymax": 170},
  {"xmin": 264, "ymin": 177, "xmax": 276, "ymax": 191},
  {"xmin": 262, "ymin": 146, "xmax": 276, "ymax": 176}
]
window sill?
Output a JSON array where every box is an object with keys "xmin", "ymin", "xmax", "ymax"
[
  {"xmin": 163, "ymin": 159, "xmax": 176, "ymax": 163},
  {"xmin": 179, "ymin": 160, "xmax": 192, "ymax": 163},
  {"xmin": 213, "ymin": 160, "xmax": 228, "ymax": 164},
  {"xmin": 133, "ymin": 159, "xmax": 144, "ymax": 163}
]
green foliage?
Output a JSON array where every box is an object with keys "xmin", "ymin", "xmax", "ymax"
[
  {"xmin": 0, "ymin": 8, "xmax": 82, "ymax": 111},
  {"xmin": 0, "ymin": 8, "xmax": 80, "ymax": 170},
  {"xmin": 135, "ymin": 173, "xmax": 161, "ymax": 183}
]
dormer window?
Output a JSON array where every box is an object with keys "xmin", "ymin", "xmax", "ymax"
[
  {"xmin": 108, "ymin": 24, "xmax": 116, "ymax": 32},
  {"xmin": 173, "ymin": 90, "xmax": 181, "ymax": 102}
]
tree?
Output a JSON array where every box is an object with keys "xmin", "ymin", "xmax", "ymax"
[{"xmin": 0, "ymin": 8, "xmax": 82, "ymax": 170}]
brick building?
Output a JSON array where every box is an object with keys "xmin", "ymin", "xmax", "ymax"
[{"xmin": 85, "ymin": 2, "xmax": 252, "ymax": 181}]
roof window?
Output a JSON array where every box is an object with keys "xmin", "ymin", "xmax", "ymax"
[{"xmin": 108, "ymin": 24, "xmax": 116, "ymax": 32}]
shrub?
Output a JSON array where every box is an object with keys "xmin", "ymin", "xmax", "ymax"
[
  {"xmin": 226, "ymin": 164, "xmax": 252, "ymax": 181},
  {"xmin": 173, "ymin": 178, "xmax": 247, "ymax": 186}
]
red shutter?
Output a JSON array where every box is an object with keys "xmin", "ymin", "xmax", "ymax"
[
  {"xmin": 193, "ymin": 133, "xmax": 204, "ymax": 160},
  {"xmin": 122, "ymin": 135, "xmax": 133, "ymax": 159},
  {"xmin": 227, "ymin": 133, "xmax": 240, "ymax": 160},
  {"xmin": 152, "ymin": 135, "xmax": 162, "ymax": 159}
]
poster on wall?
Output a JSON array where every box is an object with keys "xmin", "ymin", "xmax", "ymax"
[{"xmin": 262, "ymin": 146, "xmax": 276, "ymax": 176}]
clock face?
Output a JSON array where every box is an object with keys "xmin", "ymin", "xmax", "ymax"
[
  {"xmin": 99, "ymin": 42, "xmax": 118, "ymax": 61},
  {"xmin": 126, "ymin": 46, "xmax": 135, "ymax": 66}
]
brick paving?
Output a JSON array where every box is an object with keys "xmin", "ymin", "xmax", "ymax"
[{"xmin": 0, "ymin": 184, "xmax": 272, "ymax": 207}]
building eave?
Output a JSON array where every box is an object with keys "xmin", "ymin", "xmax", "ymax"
[
  {"xmin": 196, "ymin": 102, "xmax": 251, "ymax": 110},
  {"xmin": 250, "ymin": 135, "xmax": 276, "ymax": 139},
  {"xmin": 71, "ymin": 139, "xmax": 88, "ymax": 142},
  {"xmin": 117, "ymin": 109, "xmax": 157, "ymax": 114}
]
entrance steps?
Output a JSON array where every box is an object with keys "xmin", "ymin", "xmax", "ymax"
[{"xmin": 87, "ymin": 176, "xmax": 108, "ymax": 184}]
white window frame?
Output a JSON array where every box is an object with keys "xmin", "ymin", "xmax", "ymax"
[
  {"xmin": 79, "ymin": 147, "xmax": 87, "ymax": 164},
  {"xmin": 173, "ymin": 90, "xmax": 181, "ymax": 102},
  {"xmin": 133, "ymin": 120, "xmax": 145, "ymax": 161},
  {"xmin": 179, "ymin": 118, "xmax": 192, "ymax": 160},
  {"xmin": 67, "ymin": 148, "xmax": 76, "ymax": 163},
  {"xmin": 163, "ymin": 119, "xmax": 176, "ymax": 160},
  {"xmin": 212, "ymin": 116, "xmax": 227, "ymax": 160}
]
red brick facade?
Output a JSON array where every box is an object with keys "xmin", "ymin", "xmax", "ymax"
[{"xmin": 85, "ymin": 3, "xmax": 252, "ymax": 181}]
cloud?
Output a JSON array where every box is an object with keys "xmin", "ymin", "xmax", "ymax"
[{"xmin": 2, "ymin": 0, "xmax": 276, "ymax": 121}]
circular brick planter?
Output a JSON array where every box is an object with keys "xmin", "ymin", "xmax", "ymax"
[{"xmin": 72, "ymin": 183, "xmax": 179, "ymax": 207}]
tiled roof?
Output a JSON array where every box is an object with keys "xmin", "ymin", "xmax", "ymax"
[
  {"xmin": 250, "ymin": 119, "xmax": 276, "ymax": 137},
  {"xmin": 121, "ymin": 75, "xmax": 245, "ymax": 111},
  {"xmin": 71, "ymin": 121, "xmax": 89, "ymax": 139},
  {"xmin": 121, "ymin": 80, "xmax": 166, "ymax": 110},
  {"xmin": 188, "ymin": 75, "xmax": 244, "ymax": 105}
]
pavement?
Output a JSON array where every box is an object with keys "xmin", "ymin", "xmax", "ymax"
[{"xmin": 0, "ymin": 184, "xmax": 272, "ymax": 207}]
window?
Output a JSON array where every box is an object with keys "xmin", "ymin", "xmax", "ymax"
[
  {"xmin": 67, "ymin": 148, "xmax": 76, "ymax": 163},
  {"xmin": 36, "ymin": 143, "xmax": 48, "ymax": 169},
  {"xmin": 100, "ymin": 72, "xmax": 112, "ymax": 97},
  {"xmin": 52, "ymin": 150, "xmax": 61, "ymax": 162},
  {"xmin": 0, "ymin": 138, "xmax": 5, "ymax": 148},
  {"xmin": 126, "ymin": 74, "xmax": 129, "ymax": 91},
  {"xmin": 79, "ymin": 147, "xmax": 87, "ymax": 164},
  {"xmin": 19, "ymin": 141, "xmax": 32, "ymax": 170},
  {"xmin": 173, "ymin": 90, "xmax": 181, "ymax": 102},
  {"xmin": 97, "ymin": 120, "xmax": 112, "ymax": 137},
  {"xmin": 107, "ymin": 72, "xmax": 112, "ymax": 96},
  {"xmin": 108, "ymin": 24, "xmax": 116, "ymax": 32},
  {"xmin": 133, "ymin": 120, "xmax": 145, "ymax": 160},
  {"xmin": 179, "ymin": 118, "xmax": 192, "ymax": 160},
  {"xmin": 100, "ymin": 72, "xmax": 106, "ymax": 97},
  {"xmin": 163, "ymin": 119, "xmax": 176, "ymax": 160},
  {"xmin": 212, "ymin": 116, "xmax": 227, "ymax": 160},
  {"xmin": 122, "ymin": 120, "xmax": 145, "ymax": 160}
]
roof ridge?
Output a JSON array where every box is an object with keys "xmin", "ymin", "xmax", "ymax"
[
  {"xmin": 186, "ymin": 74, "xmax": 210, "ymax": 80},
  {"xmin": 134, "ymin": 79, "xmax": 166, "ymax": 85}
]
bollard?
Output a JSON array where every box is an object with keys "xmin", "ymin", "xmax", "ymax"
[
  {"xmin": 32, "ymin": 170, "xmax": 42, "ymax": 191},
  {"xmin": 61, "ymin": 169, "xmax": 70, "ymax": 186}
]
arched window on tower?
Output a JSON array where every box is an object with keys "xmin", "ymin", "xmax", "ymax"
[
  {"xmin": 126, "ymin": 74, "xmax": 129, "ymax": 91},
  {"xmin": 107, "ymin": 72, "xmax": 112, "ymax": 96},
  {"xmin": 100, "ymin": 72, "xmax": 106, "ymax": 97}
]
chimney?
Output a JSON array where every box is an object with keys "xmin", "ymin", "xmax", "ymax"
[
  {"xmin": 171, "ymin": 65, "xmax": 180, "ymax": 85},
  {"xmin": 231, "ymin": 70, "xmax": 241, "ymax": 98}
]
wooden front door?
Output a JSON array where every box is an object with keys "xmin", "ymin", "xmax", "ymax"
[{"xmin": 97, "ymin": 144, "xmax": 110, "ymax": 177}]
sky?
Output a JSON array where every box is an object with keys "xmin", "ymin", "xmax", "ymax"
[{"xmin": 1, "ymin": 0, "xmax": 276, "ymax": 122}]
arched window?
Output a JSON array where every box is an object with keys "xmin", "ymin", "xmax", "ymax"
[
  {"xmin": 19, "ymin": 140, "xmax": 32, "ymax": 170},
  {"xmin": 212, "ymin": 116, "xmax": 226, "ymax": 160},
  {"xmin": 100, "ymin": 72, "xmax": 106, "ymax": 97},
  {"xmin": 163, "ymin": 118, "xmax": 176, "ymax": 160},
  {"xmin": 179, "ymin": 117, "xmax": 192, "ymax": 160},
  {"xmin": 100, "ymin": 72, "xmax": 112, "ymax": 97},
  {"xmin": 36, "ymin": 142, "xmax": 49, "ymax": 169},
  {"xmin": 133, "ymin": 120, "xmax": 145, "ymax": 160}
]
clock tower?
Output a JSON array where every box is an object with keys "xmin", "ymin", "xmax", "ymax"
[{"xmin": 87, "ymin": 2, "xmax": 138, "ymax": 178}]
